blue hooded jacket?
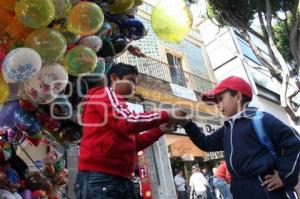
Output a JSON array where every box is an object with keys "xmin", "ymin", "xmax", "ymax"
[{"xmin": 184, "ymin": 108, "xmax": 300, "ymax": 187}]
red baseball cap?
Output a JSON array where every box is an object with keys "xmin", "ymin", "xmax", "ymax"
[{"xmin": 201, "ymin": 76, "xmax": 253, "ymax": 102}]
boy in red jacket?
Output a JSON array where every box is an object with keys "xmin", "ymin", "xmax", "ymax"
[{"xmin": 75, "ymin": 63, "xmax": 186, "ymax": 199}]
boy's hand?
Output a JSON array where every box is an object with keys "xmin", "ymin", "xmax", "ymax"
[
  {"xmin": 159, "ymin": 123, "xmax": 177, "ymax": 133},
  {"xmin": 166, "ymin": 108, "xmax": 187, "ymax": 121},
  {"xmin": 261, "ymin": 170, "xmax": 284, "ymax": 191}
]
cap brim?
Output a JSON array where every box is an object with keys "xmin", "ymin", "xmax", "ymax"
[{"xmin": 201, "ymin": 88, "xmax": 227, "ymax": 104}]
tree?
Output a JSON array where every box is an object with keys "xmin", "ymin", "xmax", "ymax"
[{"xmin": 206, "ymin": 0, "xmax": 300, "ymax": 121}]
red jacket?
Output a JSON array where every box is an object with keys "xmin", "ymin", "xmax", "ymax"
[
  {"xmin": 78, "ymin": 87, "xmax": 169, "ymax": 178},
  {"xmin": 214, "ymin": 162, "xmax": 231, "ymax": 183}
]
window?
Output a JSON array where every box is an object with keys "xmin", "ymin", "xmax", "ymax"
[{"xmin": 166, "ymin": 52, "xmax": 186, "ymax": 87}]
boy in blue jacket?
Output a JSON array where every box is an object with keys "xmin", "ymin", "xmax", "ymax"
[{"xmin": 183, "ymin": 76, "xmax": 300, "ymax": 199}]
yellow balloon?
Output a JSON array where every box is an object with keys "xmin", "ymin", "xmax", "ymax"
[
  {"xmin": 0, "ymin": 80, "xmax": 9, "ymax": 104},
  {"xmin": 108, "ymin": 0, "xmax": 135, "ymax": 14},
  {"xmin": 67, "ymin": 2, "xmax": 104, "ymax": 36},
  {"xmin": 151, "ymin": 0, "xmax": 192, "ymax": 42},
  {"xmin": 15, "ymin": 0, "xmax": 55, "ymax": 29}
]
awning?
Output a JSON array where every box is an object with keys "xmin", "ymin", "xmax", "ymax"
[{"xmin": 165, "ymin": 134, "xmax": 205, "ymax": 157}]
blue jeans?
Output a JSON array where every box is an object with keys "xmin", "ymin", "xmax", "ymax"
[
  {"xmin": 74, "ymin": 171, "xmax": 136, "ymax": 199},
  {"xmin": 213, "ymin": 177, "xmax": 233, "ymax": 199}
]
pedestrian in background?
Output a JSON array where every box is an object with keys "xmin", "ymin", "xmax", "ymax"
[
  {"xmin": 189, "ymin": 164, "xmax": 209, "ymax": 199},
  {"xmin": 174, "ymin": 169, "xmax": 187, "ymax": 199},
  {"xmin": 213, "ymin": 161, "xmax": 233, "ymax": 199}
]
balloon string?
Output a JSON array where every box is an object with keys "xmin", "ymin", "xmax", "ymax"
[{"xmin": 17, "ymin": 143, "xmax": 71, "ymax": 199}]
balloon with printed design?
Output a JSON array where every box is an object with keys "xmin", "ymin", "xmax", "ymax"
[
  {"xmin": 15, "ymin": 0, "xmax": 55, "ymax": 29},
  {"xmin": 25, "ymin": 28, "xmax": 67, "ymax": 63},
  {"xmin": 67, "ymin": 2, "xmax": 104, "ymax": 36},
  {"xmin": 151, "ymin": 0, "xmax": 192, "ymax": 42},
  {"xmin": 107, "ymin": 0, "xmax": 135, "ymax": 14},
  {"xmin": 52, "ymin": 0, "xmax": 72, "ymax": 20},
  {"xmin": 0, "ymin": 100, "xmax": 20, "ymax": 127},
  {"xmin": 2, "ymin": 48, "xmax": 42, "ymax": 83},
  {"xmin": 63, "ymin": 46, "xmax": 97, "ymax": 76},
  {"xmin": 14, "ymin": 109, "xmax": 41, "ymax": 136}
]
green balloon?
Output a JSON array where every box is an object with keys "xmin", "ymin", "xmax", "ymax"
[
  {"xmin": 63, "ymin": 46, "xmax": 97, "ymax": 76},
  {"xmin": 25, "ymin": 28, "xmax": 67, "ymax": 63},
  {"xmin": 15, "ymin": 0, "xmax": 55, "ymax": 29},
  {"xmin": 52, "ymin": 0, "xmax": 72, "ymax": 20}
]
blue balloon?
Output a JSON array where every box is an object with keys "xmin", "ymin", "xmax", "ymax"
[
  {"xmin": 120, "ymin": 19, "xmax": 146, "ymax": 40},
  {"xmin": 0, "ymin": 100, "xmax": 21, "ymax": 127},
  {"xmin": 14, "ymin": 109, "xmax": 41, "ymax": 136}
]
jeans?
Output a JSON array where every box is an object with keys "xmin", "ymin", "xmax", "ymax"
[
  {"xmin": 74, "ymin": 171, "xmax": 136, "ymax": 199},
  {"xmin": 213, "ymin": 177, "xmax": 233, "ymax": 199},
  {"xmin": 177, "ymin": 190, "xmax": 187, "ymax": 199}
]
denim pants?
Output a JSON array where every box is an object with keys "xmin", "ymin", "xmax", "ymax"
[
  {"xmin": 213, "ymin": 177, "xmax": 233, "ymax": 199},
  {"xmin": 74, "ymin": 171, "xmax": 136, "ymax": 199}
]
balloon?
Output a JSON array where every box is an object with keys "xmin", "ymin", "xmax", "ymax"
[
  {"xmin": 25, "ymin": 64, "xmax": 68, "ymax": 97},
  {"xmin": 0, "ymin": 79, "xmax": 9, "ymax": 104},
  {"xmin": 0, "ymin": 139, "xmax": 12, "ymax": 163},
  {"xmin": 25, "ymin": 28, "xmax": 67, "ymax": 63},
  {"xmin": 35, "ymin": 112, "xmax": 61, "ymax": 132},
  {"xmin": 20, "ymin": 99, "xmax": 38, "ymax": 112},
  {"xmin": 107, "ymin": 0, "xmax": 134, "ymax": 14},
  {"xmin": 63, "ymin": 46, "xmax": 97, "ymax": 76},
  {"xmin": 15, "ymin": 0, "xmax": 55, "ymax": 29},
  {"xmin": 52, "ymin": 0, "xmax": 72, "ymax": 20},
  {"xmin": 21, "ymin": 189, "xmax": 32, "ymax": 199},
  {"xmin": 97, "ymin": 22, "xmax": 113, "ymax": 39},
  {"xmin": 25, "ymin": 88, "xmax": 57, "ymax": 105},
  {"xmin": 0, "ymin": 47, "xmax": 6, "ymax": 65},
  {"xmin": 5, "ymin": 127, "xmax": 24, "ymax": 144},
  {"xmin": 79, "ymin": 36, "xmax": 103, "ymax": 52},
  {"xmin": 67, "ymin": 2, "xmax": 104, "ymax": 36},
  {"xmin": 0, "ymin": 9, "xmax": 32, "ymax": 52},
  {"xmin": 7, "ymin": 83, "xmax": 20, "ymax": 101},
  {"xmin": 14, "ymin": 109, "xmax": 41, "ymax": 136},
  {"xmin": 151, "ymin": 0, "xmax": 192, "ymax": 42},
  {"xmin": 134, "ymin": 0, "xmax": 143, "ymax": 6},
  {"xmin": 2, "ymin": 48, "xmax": 42, "ymax": 83},
  {"xmin": 0, "ymin": 100, "xmax": 20, "ymax": 127},
  {"xmin": 120, "ymin": 19, "xmax": 146, "ymax": 40},
  {"xmin": 0, "ymin": 0, "xmax": 16, "ymax": 11},
  {"xmin": 97, "ymin": 37, "xmax": 128, "ymax": 58}
]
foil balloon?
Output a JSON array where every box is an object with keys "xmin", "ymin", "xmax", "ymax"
[
  {"xmin": 25, "ymin": 28, "xmax": 67, "ymax": 63},
  {"xmin": 0, "ymin": 100, "xmax": 20, "ymax": 127},
  {"xmin": 15, "ymin": 0, "xmax": 55, "ymax": 29},
  {"xmin": 151, "ymin": 0, "xmax": 192, "ymax": 42},
  {"xmin": 107, "ymin": 0, "xmax": 135, "ymax": 14},
  {"xmin": 63, "ymin": 46, "xmax": 97, "ymax": 76},
  {"xmin": 97, "ymin": 22, "xmax": 113, "ymax": 39},
  {"xmin": 14, "ymin": 109, "xmax": 41, "ymax": 136},
  {"xmin": 2, "ymin": 48, "xmax": 42, "ymax": 83},
  {"xmin": 67, "ymin": 2, "xmax": 104, "ymax": 36},
  {"xmin": 97, "ymin": 37, "xmax": 128, "ymax": 58},
  {"xmin": 120, "ymin": 19, "xmax": 146, "ymax": 40},
  {"xmin": 0, "ymin": 139, "xmax": 12, "ymax": 163},
  {"xmin": 35, "ymin": 112, "xmax": 61, "ymax": 132},
  {"xmin": 79, "ymin": 36, "xmax": 103, "ymax": 52},
  {"xmin": 52, "ymin": 0, "xmax": 72, "ymax": 20},
  {"xmin": 20, "ymin": 99, "xmax": 38, "ymax": 112}
]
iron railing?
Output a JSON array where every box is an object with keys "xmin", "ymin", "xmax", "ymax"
[{"xmin": 115, "ymin": 52, "xmax": 215, "ymax": 93}]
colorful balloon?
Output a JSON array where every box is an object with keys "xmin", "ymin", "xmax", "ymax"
[
  {"xmin": 52, "ymin": 0, "xmax": 72, "ymax": 20},
  {"xmin": 0, "ymin": 79, "xmax": 9, "ymax": 104},
  {"xmin": 107, "ymin": 0, "xmax": 135, "ymax": 14},
  {"xmin": 24, "ymin": 63, "xmax": 68, "ymax": 104},
  {"xmin": 63, "ymin": 46, "xmax": 97, "ymax": 76},
  {"xmin": 0, "ymin": 100, "xmax": 20, "ymax": 127},
  {"xmin": 25, "ymin": 28, "xmax": 67, "ymax": 63},
  {"xmin": 79, "ymin": 36, "xmax": 103, "ymax": 52},
  {"xmin": 67, "ymin": 2, "xmax": 104, "ymax": 36},
  {"xmin": 97, "ymin": 22, "xmax": 113, "ymax": 39},
  {"xmin": 14, "ymin": 109, "xmax": 41, "ymax": 135},
  {"xmin": 15, "ymin": 0, "xmax": 55, "ymax": 29},
  {"xmin": 0, "ymin": 139, "xmax": 12, "ymax": 163},
  {"xmin": 120, "ymin": 19, "xmax": 146, "ymax": 40},
  {"xmin": 2, "ymin": 48, "xmax": 42, "ymax": 83},
  {"xmin": 151, "ymin": 0, "xmax": 192, "ymax": 42}
]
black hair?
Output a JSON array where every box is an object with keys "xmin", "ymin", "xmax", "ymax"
[
  {"xmin": 106, "ymin": 63, "xmax": 138, "ymax": 86},
  {"xmin": 226, "ymin": 89, "xmax": 251, "ymax": 106}
]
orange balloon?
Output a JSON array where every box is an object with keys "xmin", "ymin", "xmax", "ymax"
[
  {"xmin": 0, "ymin": 16, "xmax": 33, "ymax": 52},
  {"xmin": 0, "ymin": 8, "xmax": 14, "ymax": 29},
  {"xmin": 0, "ymin": 0, "xmax": 16, "ymax": 11}
]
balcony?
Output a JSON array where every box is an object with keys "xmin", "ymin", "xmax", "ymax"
[{"xmin": 115, "ymin": 52, "xmax": 215, "ymax": 93}]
